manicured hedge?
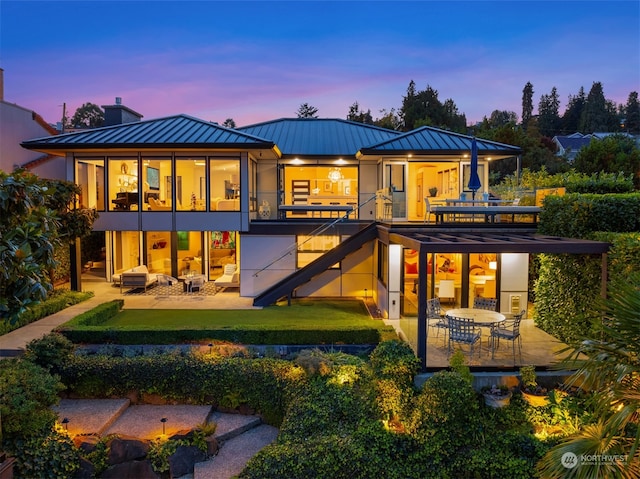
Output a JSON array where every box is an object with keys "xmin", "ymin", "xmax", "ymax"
[
  {"xmin": 534, "ymin": 193, "xmax": 640, "ymax": 343},
  {"xmin": 538, "ymin": 193, "xmax": 640, "ymax": 238},
  {"xmin": 57, "ymin": 326, "xmax": 393, "ymax": 346},
  {"xmin": 0, "ymin": 289, "xmax": 93, "ymax": 335}
]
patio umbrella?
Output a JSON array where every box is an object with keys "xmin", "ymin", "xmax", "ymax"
[{"xmin": 467, "ymin": 137, "xmax": 482, "ymax": 200}]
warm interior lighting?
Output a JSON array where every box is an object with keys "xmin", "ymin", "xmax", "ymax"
[
  {"xmin": 489, "ymin": 261, "xmax": 497, "ymax": 270},
  {"xmin": 328, "ymin": 167, "xmax": 343, "ymax": 183}
]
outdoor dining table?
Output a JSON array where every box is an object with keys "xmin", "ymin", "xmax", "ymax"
[{"xmin": 445, "ymin": 308, "xmax": 506, "ymax": 327}]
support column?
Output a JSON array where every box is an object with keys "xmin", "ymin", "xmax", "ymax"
[
  {"xmin": 69, "ymin": 238, "xmax": 82, "ymax": 292},
  {"xmin": 417, "ymin": 248, "xmax": 428, "ymax": 370}
]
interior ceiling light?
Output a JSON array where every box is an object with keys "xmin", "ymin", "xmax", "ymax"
[{"xmin": 328, "ymin": 167, "xmax": 343, "ymax": 183}]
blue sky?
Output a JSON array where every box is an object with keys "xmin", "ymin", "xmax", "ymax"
[{"xmin": 1, "ymin": 1, "xmax": 638, "ymax": 127}]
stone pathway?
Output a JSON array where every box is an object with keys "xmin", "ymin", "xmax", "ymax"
[{"xmin": 52, "ymin": 399, "xmax": 279, "ymax": 479}]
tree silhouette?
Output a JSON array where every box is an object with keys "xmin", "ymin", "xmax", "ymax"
[{"xmin": 297, "ymin": 103, "xmax": 319, "ymax": 118}]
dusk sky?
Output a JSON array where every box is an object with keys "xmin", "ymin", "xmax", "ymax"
[{"xmin": 1, "ymin": 1, "xmax": 638, "ymax": 128}]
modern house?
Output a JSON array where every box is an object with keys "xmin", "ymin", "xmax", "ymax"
[{"xmin": 21, "ymin": 109, "xmax": 610, "ymax": 369}]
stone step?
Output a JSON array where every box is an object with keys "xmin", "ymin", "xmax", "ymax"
[{"xmin": 194, "ymin": 424, "xmax": 279, "ymax": 479}]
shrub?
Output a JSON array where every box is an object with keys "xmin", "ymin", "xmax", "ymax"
[
  {"xmin": 10, "ymin": 428, "xmax": 80, "ymax": 479},
  {"xmin": 368, "ymin": 340, "xmax": 420, "ymax": 389},
  {"xmin": 406, "ymin": 371, "xmax": 479, "ymax": 448},
  {"xmin": 24, "ymin": 332, "xmax": 74, "ymax": 374},
  {"xmin": 0, "ymin": 359, "xmax": 64, "ymax": 440}
]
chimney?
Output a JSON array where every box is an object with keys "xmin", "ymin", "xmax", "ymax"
[{"xmin": 102, "ymin": 97, "xmax": 143, "ymax": 126}]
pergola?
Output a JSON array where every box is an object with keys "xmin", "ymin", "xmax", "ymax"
[{"xmin": 384, "ymin": 227, "xmax": 611, "ymax": 369}]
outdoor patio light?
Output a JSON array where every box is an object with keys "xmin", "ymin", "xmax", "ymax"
[
  {"xmin": 61, "ymin": 417, "xmax": 69, "ymax": 431},
  {"xmin": 160, "ymin": 417, "xmax": 167, "ymax": 435},
  {"xmin": 208, "ymin": 343, "xmax": 213, "ymax": 354}
]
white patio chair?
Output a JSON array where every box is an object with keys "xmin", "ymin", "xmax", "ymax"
[
  {"xmin": 188, "ymin": 274, "xmax": 206, "ymax": 293},
  {"xmin": 424, "ymin": 197, "xmax": 433, "ymax": 223},
  {"xmin": 214, "ymin": 264, "xmax": 239, "ymax": 292},
  {"xmin": 156, "ymin": 274, "xmax": 178, "ymax": 293}
]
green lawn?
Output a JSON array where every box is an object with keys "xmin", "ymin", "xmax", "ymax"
[
  {"xmin": 105, "ymin": 299, "xmax": 379, "ymax": 330},
  {"xmin": 59, "ymin": 299, "xmax": 397, "ymax": 344}
]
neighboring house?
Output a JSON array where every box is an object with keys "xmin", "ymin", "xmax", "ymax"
[
  {"xmin": 552, "ymin": 133, "xmax": 593, "ymax": 163},
  {"xmin": 0, "ymin": 68, "xmax": 62, "ymax": 177},
  {"xmin": 21, "ymin": 109, "xmax": 609, "ymax": 369}
]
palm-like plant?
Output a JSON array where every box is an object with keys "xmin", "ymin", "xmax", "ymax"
[{"xmin": 537, "ymin": 272, "xmax": 640, "ymax": 478}]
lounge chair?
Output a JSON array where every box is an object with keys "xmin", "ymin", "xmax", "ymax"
[{"xmin": 214, "ymin": 264, "xmax": 239, "ymax": 292}]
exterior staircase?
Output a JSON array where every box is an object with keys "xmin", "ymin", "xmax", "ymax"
[{"xmin": 253, "ymin": 222, "xmax": 378, "ymax": 306}]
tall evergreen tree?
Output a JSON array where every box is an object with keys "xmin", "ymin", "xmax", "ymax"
[
  {"xmin": 400, "ymin": 81, "xmax": 464, "ymax": 132},
  {"xmin": 522, "ymin": 82, "xmax": 534, "ymax": 130},
  {"xmin": 537, "ymin": 87, "xmax": 561, "ymax": 137},
  {"xmin": 561, "ymin": 87, "xmax": 586, "ymax": 134},
  {"xmin": 623, "ymin": 91, "xmax": 640, "ymax": 134},
  {"xmin": 579, "ymin": 81, "xmax": 618, "ymax": 133},
  {"xmin": 400, "ymin": 80, "xmax": 419, "ymax": 131}
]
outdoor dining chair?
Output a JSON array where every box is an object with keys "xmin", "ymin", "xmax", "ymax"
[
  {"xmin": 473, "ymin": 297, "xmax": 497, "ymax": 311},
  {"xmin": 188, "ymin": 274, "xmax": 206, "ymax": 293},
  {"xmin": 424, "ymin": 197, "xmax": 434, "ymax": 223},
  {"xmin": 156, "ymin": 274, "xmax": 178, "ymax": 293},
  {"xmin": 490, "ymin": 309, "xmax": 525, "ymax": 364},
  {"xmin": 447, "ymin": 315, "xmax": 482, "ymax": 359},
  {"xmin": 427, "ymin": 298, "xmax": 448, "ymax": 345}
]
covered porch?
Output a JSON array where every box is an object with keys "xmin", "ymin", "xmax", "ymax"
[{"xmin": 387, "ymin": 227, "xmax": 610, "ymax": 370}]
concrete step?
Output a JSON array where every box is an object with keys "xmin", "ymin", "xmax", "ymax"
[{"xmin": 194, "ymin": 424, "xmax": 279, "ymax": 479}]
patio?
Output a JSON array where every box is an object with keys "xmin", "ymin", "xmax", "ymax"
[{"xmin": 393, "ymin": 311, "xmax": 568, "ymax": 370}]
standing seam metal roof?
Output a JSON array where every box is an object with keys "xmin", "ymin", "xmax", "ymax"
[
  {"xmin": 20, "ymin": 114, "xmax": 275, "ymax": 149},
  {"xmin": 237, "ymin": 118, "xmax": 402, "ymax": 157},
  {"xmin": 360, "ymin": 126, "xmax": 522, "ymax": 156}
]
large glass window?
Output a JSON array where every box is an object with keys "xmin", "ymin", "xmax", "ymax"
[
  {"xmin": 142, "ymin": 157, "xmax": 172, "ymax": 210},
  {"xmin": 75, "ymin": 157, "xmax": 105, "ymax": 211},
  {"xmin": 175, "ymin": 157, "xmax": 206, "ymax": 211},
  {"xmin": 297, "ymin": 235, "xmax": 340, "ymax": 268},
  {"xmin": 108, "ymin": 157, "xmax": 139, "ymax": 211},
  {"xmin": 210, "ymin": 157, "xmax": 240, "ymax": 211},
  {"xmin": 177, "ymin": 231, "xmax": 203, "ymax": 274},
  {"xmin": 282, "ymin": 165, "xmax": 358, "ymax": 218},
  {"xmin": 468, "ymin": 253, "xmax": 497, "ymax": 303},
  {"xmin": 209, "ymin": 230, "xmax": 236, "ymax": 278},
  {"xmin": 146, "ymin": 231, "xmax": 171, "ymax": 274},
  {"xmin": 112, "ymin": 231, "xmax": 141, "ymax": 272}
]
